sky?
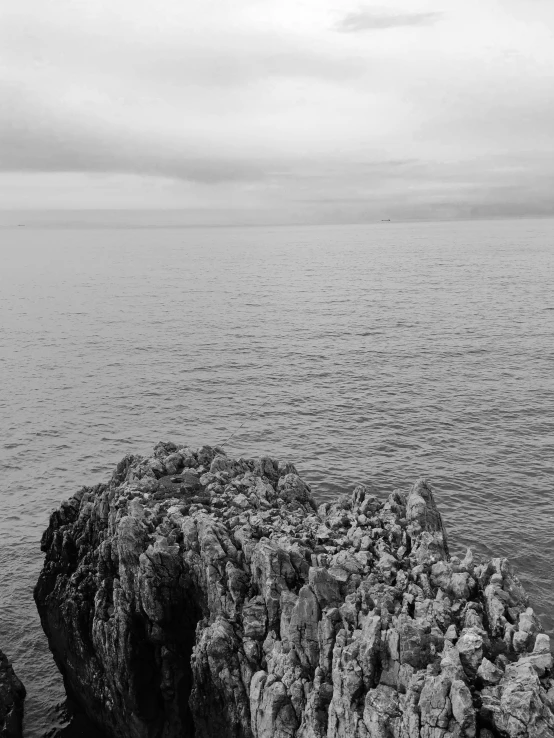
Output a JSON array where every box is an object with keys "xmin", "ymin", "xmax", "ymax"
[{"xmin": 1, "ymin": 0, "xmax": 554, "ymax": 222}]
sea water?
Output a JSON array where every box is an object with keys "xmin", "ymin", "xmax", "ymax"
[{"xmin": 1, "ymin": 215, "xmax": 553, "ymax": 736}]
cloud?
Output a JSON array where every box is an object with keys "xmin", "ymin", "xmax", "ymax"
[
  {"xmin": 0, "ymin": 119, "xmax": 266, "ymax": 184},
  {"xmin": 0, "ymin": 83, "xmax": 269, "ymax": 184},
  {"xmin": 336, "ymin": 10, "xmax": 443, "ymax": 33},
  {"xmin": 1, "ymin": 0, "xmax": 554, "ymax": 218}
]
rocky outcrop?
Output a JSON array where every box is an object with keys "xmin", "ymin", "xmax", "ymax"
[
  {"xmin": 35, "ymin": 442, "xmax": 554, "ymax": 738},
  {"xmin": 0, "ymin": 649, "xmax": 25, "ymax": 738}
]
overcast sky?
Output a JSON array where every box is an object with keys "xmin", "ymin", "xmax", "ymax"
[{"xmin": 1, "ymin": 0, "xmax": 554, "ymax": 221}]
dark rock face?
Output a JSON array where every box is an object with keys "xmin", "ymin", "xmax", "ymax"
[
  {"xmin": 35, "ymin": 443, "xmax": 554, "ymax": 738},
  {"xmin": 0, "ymin": 649, "xmax": 25, "ymax": 738}
]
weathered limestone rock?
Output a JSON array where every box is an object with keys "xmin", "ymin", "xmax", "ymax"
[
  {"xmin": 0, "ymin": 649, "xmax": 25, "ymax": 738},
  {"xmin": 35, "ymin": 443, "xmax": 554, "ymax": 738}
]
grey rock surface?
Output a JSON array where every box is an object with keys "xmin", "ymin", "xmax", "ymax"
[
  {"xmin": 35, "ymin": 443, "xmax": 554, "ymax": 737},
  {"xmin": 0, "ymin": 649, "xmax": 25, "ymax": 738}
]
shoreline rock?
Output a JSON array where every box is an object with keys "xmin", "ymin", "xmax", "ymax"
[
  {"xmin": 35, "ymin": 443, "xmax": 554, "ymax": 737},
  {"xmin": 0, "ymin": 649, "xmax": 26, "ymax": 738}
]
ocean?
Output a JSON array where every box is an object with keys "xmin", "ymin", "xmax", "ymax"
[{"xmin": 1, "ymin": 215, "xmax": 553, "ymax": 736}]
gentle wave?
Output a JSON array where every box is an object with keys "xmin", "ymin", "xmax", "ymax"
[{"xmin": 0, "ymin": 218, "xmax": 553, "ymax": 736}]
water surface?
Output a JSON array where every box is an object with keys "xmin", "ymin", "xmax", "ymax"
[{"xmin": 1, "ymin": 216, "xmax": 553, "ymax": 735}]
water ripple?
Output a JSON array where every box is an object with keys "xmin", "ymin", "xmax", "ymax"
[{"xmin": 0, "ymin": 218, "xmax": 553, "ymax": 736}]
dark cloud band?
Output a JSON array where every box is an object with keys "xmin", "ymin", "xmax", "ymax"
[{"xmin": 336, "ymin": 10, "xmax": 442, "ymax": 33}]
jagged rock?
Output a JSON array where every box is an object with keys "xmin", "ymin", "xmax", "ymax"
[
  {"xmin": 477, "ymin": 657, "xmax": 503, "ymax": 685},
  {"xmin": 34, "ymin": 447, "xmax": 554, "ymax": 738},
  {"xmin": 0, "ymin": 649, "xmax": 25, "ymax": 738},
  {"xmin": 456, "ymin": 628, "xmax": 484, "ymax": 680},
  {"xmin": 450, "ymin": 679, "xmax": 475, "ymax": 736},
  {"xmin": 482, "ymin": 661, "xmax": 554, "ymax": 737}
]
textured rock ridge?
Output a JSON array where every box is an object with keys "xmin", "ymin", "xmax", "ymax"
[
  {"xmin": 35, "ymin": 443, "xmax": 554, "ymax": 738},
  {"xmin": 0, "ymin": 649, "xmax": 25, "ymax": 738}
]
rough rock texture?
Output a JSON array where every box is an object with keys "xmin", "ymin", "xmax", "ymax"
[
  {"xmin": 0, "ymin": 649, "xmax": 25, "ymax": 738},
  {"xmin": 35, "ymin": 443, "xmax": 554, "ymax": 738}
]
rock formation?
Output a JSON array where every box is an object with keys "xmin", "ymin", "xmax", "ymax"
[
  {"xmin": 0, "ymin": 649, "xmax": 25, "ymax": 738},
  {"xmin": 35, "ymin": 442, "xmax": 554, "ymax": 737}
]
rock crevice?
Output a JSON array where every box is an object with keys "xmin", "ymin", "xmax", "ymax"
[{"xmin": 35, "ymin": 443, "xmax": 554, "ymax": 737}]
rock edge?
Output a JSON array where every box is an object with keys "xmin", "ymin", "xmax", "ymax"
[{"xmin": 0, "ymin": 649, "xmax": 26, "ymax": 738}]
